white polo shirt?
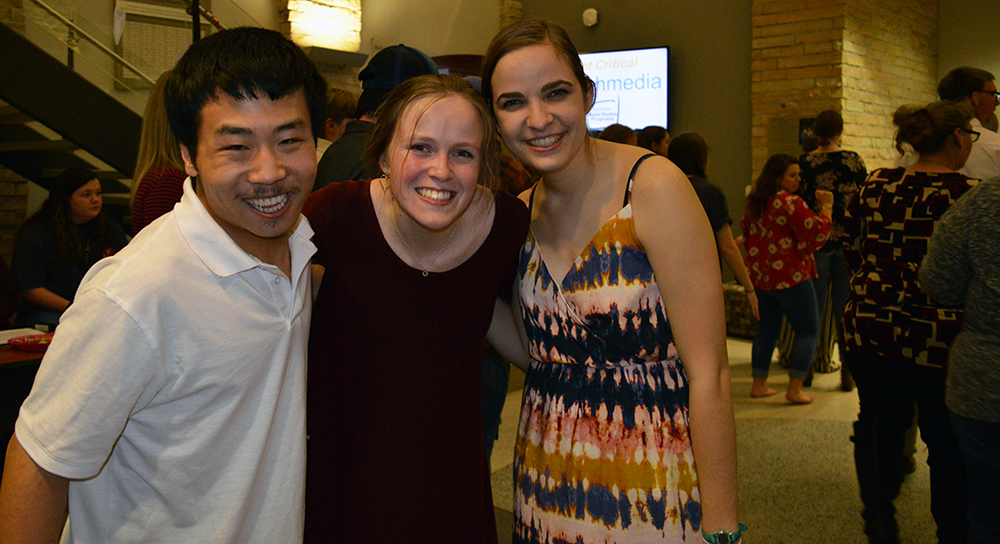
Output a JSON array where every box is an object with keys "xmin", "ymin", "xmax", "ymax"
[
  {"xmin": 961, "ymin": 118, "xmax": 1000, "ymax": 180},
  {"xmin": 15, "ymin": 178, "xmax": 315, "ymax": 543}
]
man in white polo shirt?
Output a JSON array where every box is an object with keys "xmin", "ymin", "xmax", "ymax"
[{"xmin": 0, "ymin": 27, "xmax": 327, "ymax": 543}]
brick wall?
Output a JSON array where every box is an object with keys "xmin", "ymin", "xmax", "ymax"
[
  {"xmin": 751, "ymin": 1, "xmax": 845, "ymax": 179},
  {"xmin": 752, "ymin": 0, "xmax": 939, "ymax": 179},
  {"xmin": 841, "ymin": 0, "xmax": 938, "ymax": 167}
]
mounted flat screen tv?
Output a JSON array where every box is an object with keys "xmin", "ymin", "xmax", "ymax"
[{"xmin": 579, "ymin": 47, "xmax": 669, "ymax": 132}]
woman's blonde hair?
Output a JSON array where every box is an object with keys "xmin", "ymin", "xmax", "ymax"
[{"xmin": 130, "ymin": 70, "xmax": 184, "ymax": 202}]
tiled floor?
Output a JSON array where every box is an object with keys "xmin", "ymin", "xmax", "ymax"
[{"xmin": 489, "ymin": 338, "xmax": 940, "ymax": 544}]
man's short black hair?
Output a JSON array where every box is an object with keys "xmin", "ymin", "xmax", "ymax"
[
  {"xmin": 164, "ymin": 27, "xmax": 328, "ymax": 162},
  {"xmin": 937, "ymin": 67, "xmax": 995, "ymax": 102}
]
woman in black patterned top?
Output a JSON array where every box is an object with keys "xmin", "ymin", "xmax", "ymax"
[
  {"xmin": 841, "ymin": 101, "xmax": 979, "ymax": 544},
  {"xmin": 799, "ymin": 110, "xmax": 867, "ymax": 387}
]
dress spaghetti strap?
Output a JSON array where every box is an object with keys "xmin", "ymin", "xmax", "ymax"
[{"xmin": 624, "ymin": 153, "xmax": 657, "ymax": 206}]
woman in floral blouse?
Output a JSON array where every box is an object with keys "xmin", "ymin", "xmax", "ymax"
[
  {"xmin": 742, "ymin": 154, "xmax": 833, "ymax": 403},
  {"xmin": 799, "ymin": 110, "xmax": 867, "ymax": 388},
  {"xmin": 841, "ymin": 101, "xmax": 978, "ymax": 544}
]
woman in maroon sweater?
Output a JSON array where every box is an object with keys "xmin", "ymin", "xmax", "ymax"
[{"xmin": 302, "ymin": 75, "xmax": 529, "ymax": 543}]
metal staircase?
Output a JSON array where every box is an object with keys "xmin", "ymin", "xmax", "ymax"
[{"xmin": 0, "ymin": 2, "xmax": 147, "ymax": 198}]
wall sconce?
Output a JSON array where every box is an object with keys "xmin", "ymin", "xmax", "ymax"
[{"xmin": 582, "ymin": 8, "xmax": 598, "ymax": 27}]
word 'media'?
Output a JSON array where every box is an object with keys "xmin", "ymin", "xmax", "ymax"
[{"xmin": 593, "ymin": 74, "xmax": 663, "ymax": 92}]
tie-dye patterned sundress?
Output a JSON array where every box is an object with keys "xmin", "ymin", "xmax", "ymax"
[{"xmin": 514, "ymin": 155, "xmax": 701, "ymax": 544}]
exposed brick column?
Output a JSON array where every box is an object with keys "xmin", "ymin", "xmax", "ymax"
[
  {"xmin": 752, "ymin": 0, "xmax": 939, "ymax": 181},
  {"xmin": 751, "ymin": 1, "xmax": 846, "ymax": 179},
  {"xmin": 841, "ymin": 0, "xmax": 938, "ymax": 166}
]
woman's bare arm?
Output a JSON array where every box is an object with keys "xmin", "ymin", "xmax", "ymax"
[
  {"xmin": 630, "ymin": 155, "xmax": 740, "ymax": 535},
  {"xmin": 486, "ymin": 284, "xmax": 531, "ymax": 372},
  {"xmin": 716, "ymin": 226, "xmax": 758, "ymax": 320}
]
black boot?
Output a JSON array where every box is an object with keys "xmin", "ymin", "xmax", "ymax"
[{"xmin": 852, "ymin": 419, "xmax": 904, "ymax": 544}]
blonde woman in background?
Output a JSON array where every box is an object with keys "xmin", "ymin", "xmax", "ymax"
[{"xmin": 130, "ymin": 70, "xmax": 186, "ymax": 235}]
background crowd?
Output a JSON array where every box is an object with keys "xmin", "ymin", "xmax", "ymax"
[{"xmin": 0, "ymin": 18, "xmax": 998, "ymax": 544}]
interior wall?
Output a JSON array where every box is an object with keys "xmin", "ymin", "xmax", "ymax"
[
  {"xmin": 937, "ymin": 0, "xmax": 1000, "ymax": 81},
  {"xmin": 359, "ymin": 0, "xmax": 498, "ymax": 58},
  {"xmin": 523, "ymin": 1, "xmax": 754, "ymax": 242}
]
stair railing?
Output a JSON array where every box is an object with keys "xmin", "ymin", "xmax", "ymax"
[{"xmin": 7, "ymin": 0, "xmax": 155, "ymax": 86}]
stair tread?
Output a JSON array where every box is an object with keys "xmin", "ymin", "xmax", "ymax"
[{"xmin": 0, "ymin": 139, "xmax": 78, "ymax": 152}]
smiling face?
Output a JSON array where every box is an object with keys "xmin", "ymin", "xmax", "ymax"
[
  {"xmin": 490, "ymin": 43, "xmax": 593, "ymax": 177},
  {"xmin": 180, "ymin": 89, "xmax": 316, "ymax": 257},
  {"xmin": 779, "ymin": 163, "xmax": 801, "ymax": 193},
  {"xmin": 380, "ymin": 93, "xmax": 483, "ymax": 233},
  {"xmin": 68, "ymin": 178, "xmax": 102, "ymax": 225}
]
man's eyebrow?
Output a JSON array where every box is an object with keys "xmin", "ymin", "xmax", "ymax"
[
  {"xmin": 212, "ymin": 119, "xmax": 308, "ymax": 137},
  {"xmin": 275, "ymin": 119, "xmax": 308, "ymax": 133},
  {"xmin": 215, "ymin": 125, "xmax": 252, "ymax": 136}
]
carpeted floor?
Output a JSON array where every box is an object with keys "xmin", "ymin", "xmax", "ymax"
[{"xmin": 490, "ymin": 338, "xmax": 941, "ymax": 544}]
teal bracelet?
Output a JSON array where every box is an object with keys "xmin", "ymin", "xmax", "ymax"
[{"xmin": 702, "ymin": 523, "xmax": 747, "ymax": 544}]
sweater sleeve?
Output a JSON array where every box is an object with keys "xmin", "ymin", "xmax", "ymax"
[{"xmin": 919, "ymin": 185, "xmax": 977, "ymax": 306}]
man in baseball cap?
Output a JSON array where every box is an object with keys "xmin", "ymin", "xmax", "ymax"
[{"xmin": 314, "ymin": 45, "xmax": 437, "ymax": 191}]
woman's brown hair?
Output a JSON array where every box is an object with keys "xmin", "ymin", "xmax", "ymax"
[
  {"xmin": 746, "ymin": 154, "xmax": 799, "ymax": 219},
  {"xmin": 480, "ymin": 19, "xmax": 595, "ymax": 114}
]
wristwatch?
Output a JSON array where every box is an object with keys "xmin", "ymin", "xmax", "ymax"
[{"xmin": 702, "ymin": 523, "xmax": 747, "ymax": 544}]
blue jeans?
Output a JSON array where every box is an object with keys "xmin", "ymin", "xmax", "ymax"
[
  {"xmin": 950, "ymin": 412, "xmax": 1000, "ymax": 543},
  {"xmin": 752, "ymin": 280, "xmax": 818, "ymax": 380}
]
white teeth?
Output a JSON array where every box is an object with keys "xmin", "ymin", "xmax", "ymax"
[
  {"xmin": 247, "ymin": 193, "xmax": 289, "ymax": 213},
  {"xmin": 415, "ymin": 188, "xmax": 454, "ymax": 202},
  {"xmin": 527, "ymin": 134, "xmax": 561, "ymax": 147}
]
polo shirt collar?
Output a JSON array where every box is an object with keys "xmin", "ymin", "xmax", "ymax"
[{"xmin": 174, "ymin": 178, "xmax": 315, "ymax": 278}]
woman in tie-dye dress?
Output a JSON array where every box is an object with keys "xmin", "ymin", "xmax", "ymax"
[{"xmin": 482, "ymin": 20, "xmax": 742, "ymax": 544}]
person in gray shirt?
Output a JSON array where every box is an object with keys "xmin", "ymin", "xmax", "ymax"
[{"xmin": 920, "ymin": 178, "xmax": 1000, "ymax": 544}]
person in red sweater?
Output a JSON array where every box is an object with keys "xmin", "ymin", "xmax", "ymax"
[{"xmin": 742, "ymin": 154, "xmax": 832, "ymax": 403}]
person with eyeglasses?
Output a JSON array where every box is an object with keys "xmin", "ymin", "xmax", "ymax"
[
  {"xmin": 938, "ymin": 67, "xmax": 1000, "ymax": 180},
  {"xmin": 840, "ymin": 100, "xmax": 979, "ymax": 544}
]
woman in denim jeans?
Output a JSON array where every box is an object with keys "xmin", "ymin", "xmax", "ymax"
[{"xmin": 742, "ymin": 154, "xmax": 832, "ymax": 403}]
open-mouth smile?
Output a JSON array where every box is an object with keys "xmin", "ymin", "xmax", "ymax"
[
  {"xmin": 526, "ymin": 133, "xmax": 563, "ymax": 148},
  {"xmin": 416, "ymin": 188, "xmax": 456, "ymax": 202},
  {"xmin": 246, "ymin": 193, "xmax": 290, "ymax": 214}
]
